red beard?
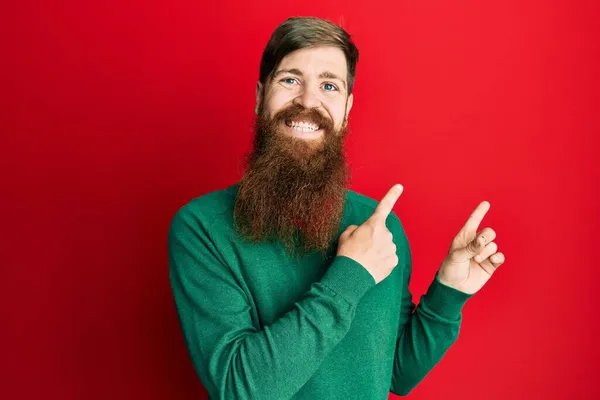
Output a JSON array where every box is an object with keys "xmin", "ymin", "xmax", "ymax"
[{"xmin": 234, "ymin": 103, "xmax": 350, "ymax": 257}]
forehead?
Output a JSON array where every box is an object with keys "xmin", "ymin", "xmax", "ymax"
[{"xmin": 276, "ymin": 46, "xmax": 347, "ymax": 80}]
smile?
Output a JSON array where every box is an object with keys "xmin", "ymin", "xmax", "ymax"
[{"xmin": 285, "ymin": 119, "xmax": 321, "ymax": 133}]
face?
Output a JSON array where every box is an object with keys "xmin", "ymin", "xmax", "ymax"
[
  {"xmin": 256, "ymin": 45, "xmax": 354, "ymax": 142},
  {"xmin": 234, "ymin": 45, "xmax": 354, "ymax": 256}
]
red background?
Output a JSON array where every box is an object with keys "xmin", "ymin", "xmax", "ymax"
[{"xmin": 2, "ymin": 1, "xmax": 599, "ymax": 399}]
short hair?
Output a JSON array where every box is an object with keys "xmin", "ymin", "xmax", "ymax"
[{"xmin": 259, "ymin": 16, "xmax": 359, "ymax": 94}]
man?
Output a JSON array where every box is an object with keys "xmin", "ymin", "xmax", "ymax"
[{"xmin": 168, "ymin": 16, "xmax": 505, "ymax": 399}]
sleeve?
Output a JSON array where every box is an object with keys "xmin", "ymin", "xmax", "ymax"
[
  {"xmin": 168, "ymin": 206, "xmax": 376, "ymax": 400},
  {"xmin": 387, "ymin": 213, "xmax": 473, "ymax": 396}
]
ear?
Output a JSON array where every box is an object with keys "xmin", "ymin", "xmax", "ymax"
[
  {"xmin": 345, "ymin": 93, "xmax": 354, "ymax": 119},
  {"xmin": 255, "ymin": 81, "xmax": 263, "ymax": 115}
]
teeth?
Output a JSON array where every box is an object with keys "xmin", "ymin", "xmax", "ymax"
[
  {"xmin": 290, "ymin": 121, "xmax": 319, "ymax": 132},
  {"xmin": 292, "ymin": 126, "xmax": 317, "ymax": 133}
]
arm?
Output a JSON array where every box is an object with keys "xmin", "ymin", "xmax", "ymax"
[
  {"xmin": 168, "ymin": 206, "xmax": 376, "ymax": 400},
  {"xmin": 388, "ymin": 213, "xmax": 472, "ymax": 396}
]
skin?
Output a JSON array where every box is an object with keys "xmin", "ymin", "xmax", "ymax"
[
  {"xmin": 255, "ymin": 46, "xmax": 353, "ymax": 141},
  {"xmin": 339, "ymin": 186, "xmax": 507, "ymax": 294},
  {"xmin": 436, "ymin": 200, "xmax": 506, "ymax": 294},
  {"xmin": 254, "ymin": 45, "xmax": 505, "ymax": 294},
  {"xmin": 234, "ymin": 45, "xmax": 353, "ymax": 256}
]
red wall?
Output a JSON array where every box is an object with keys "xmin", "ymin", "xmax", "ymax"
[{"xmin": 2, "ymin": 1, "xmax": 599, "ymax": 399}]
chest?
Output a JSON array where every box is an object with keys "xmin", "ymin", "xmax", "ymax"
[{"xmin": 226, "ymin": 236, "xmax": 405, "ymax": 334}]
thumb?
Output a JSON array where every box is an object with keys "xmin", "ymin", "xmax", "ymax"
[
  {"xmin": 451, "ymin": 234, "xmax": 486, "ymax": 262},
  {"xmin": 340, "ymin": 224, "xmax": 359, "ymax": 240}
]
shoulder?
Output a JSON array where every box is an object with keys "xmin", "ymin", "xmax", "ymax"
[
  {"xmin": 346, "ymin": 188, "xmax": 379, "ymax": 212},
  {"xmin": 169, "ymin": 182, "xmax": 239, "ymax": 236}
]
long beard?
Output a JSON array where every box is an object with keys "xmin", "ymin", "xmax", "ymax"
[{"xmin": 234, "ymin": 103, "xmax": 350, "ymax": 257}]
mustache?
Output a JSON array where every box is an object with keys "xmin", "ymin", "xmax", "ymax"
[{"xmin": 272, "ymin": 104, "xmax": 334, "ymax": 132}]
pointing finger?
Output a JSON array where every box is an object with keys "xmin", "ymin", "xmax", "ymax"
[
  {"xmin": 460, "ymin": 201, "xmax": 490, "ymax": 235},
  {"xmin": 369, "ymin": 184, "xmax": 403, "ymax": 225}
]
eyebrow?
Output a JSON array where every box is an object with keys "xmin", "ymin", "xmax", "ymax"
[{"xmin": 273, "ymin": 68, "xmax": 347, "ymax": 90}]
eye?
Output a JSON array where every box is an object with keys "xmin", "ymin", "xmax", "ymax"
[
  {"xmin": 281, "ymin": 77, "xmax": 299, "ymax": 85},
  {"xmin": 322, "ymin": 83, "xmax": 338, "ymax": 92}
]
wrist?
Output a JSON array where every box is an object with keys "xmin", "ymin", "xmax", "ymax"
[
  {"xmin": 436, "ymin": 270, "xmax": 473, "ymax": 295},
  {"xmin": 421, "ymin": 274, "xmax": 473, "ymax": 320}
]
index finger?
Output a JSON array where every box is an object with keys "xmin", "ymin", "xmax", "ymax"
[
  {"xmin": 461, "ymin": 201, "xmax": 491, "ymax": 234},
  {"xmin": 369, "ymin": 184, "xmax": 403, "ymax": 224}
]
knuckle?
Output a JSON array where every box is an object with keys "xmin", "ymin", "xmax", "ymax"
[
  {"xmin": 489, "ymin": 241, "xmax": 498, "ymax": 252},
  {"xmin": 467, "ymin": 242, "xmax": 478, "ymax": 255},
  {"xmin": 482, "ymin": 227, "xmax": 496, "ymax": 240}
]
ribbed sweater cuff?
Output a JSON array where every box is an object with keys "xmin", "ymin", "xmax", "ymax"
[
  {"xmin": 321, "ymin": 256, "xmax": 376, "ymax": 306},
  {"xmin": 421, "ymin": 275, "xmax": 473, "ymax": 320}
]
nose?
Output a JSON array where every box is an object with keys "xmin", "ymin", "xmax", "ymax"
[{"xmin": 293, "ymin": 85, "xmax": 321, "ymax": 109}]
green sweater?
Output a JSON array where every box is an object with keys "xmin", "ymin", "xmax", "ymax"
[{"xmin": 168, "ymin": 183, "xmax": 472, "ymax": 399}]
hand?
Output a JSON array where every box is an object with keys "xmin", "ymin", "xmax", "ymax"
[
  {"xmin": 437, "ymin": 201, "xmax": 506, "ymax": 294},
  {"xmin": 337, "ymin": 184, "xmax": 404, "ymax": 284}
]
